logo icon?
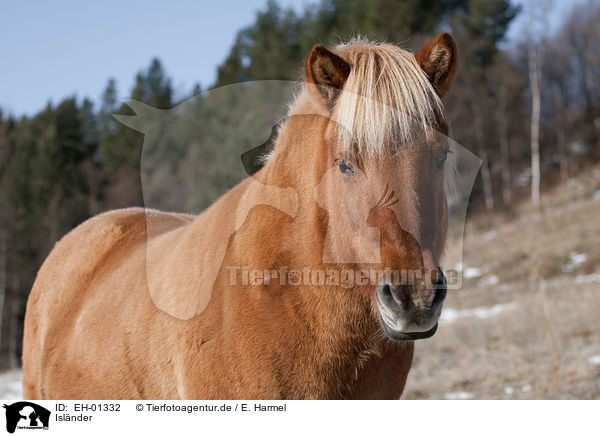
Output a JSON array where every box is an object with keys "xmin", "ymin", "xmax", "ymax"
[{"xmin": 3, "ymin": 402, "xmax": 50, "ymax": 433}]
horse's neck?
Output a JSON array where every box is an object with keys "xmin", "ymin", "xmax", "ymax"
[
  {"xmin": 297, "ymin": 288, "xmax": 383, "ymax": 398},
  {"xmin": 260, "ymin": 198, "xmax": 386, "ymax": 397}
]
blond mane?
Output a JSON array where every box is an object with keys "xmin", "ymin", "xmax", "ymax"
[{"xmin": 333, "ymin": 38, "xmax": 443, "ymax": 156}]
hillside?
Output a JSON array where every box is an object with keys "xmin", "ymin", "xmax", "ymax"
[{"xmin": 404, "ymin": 164, "xmax": 600, "ymax": 399}]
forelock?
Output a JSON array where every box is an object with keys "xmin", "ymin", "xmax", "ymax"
[{"xmin": 331, "ymin": 38, "xmax": 443, "ymax": 157}]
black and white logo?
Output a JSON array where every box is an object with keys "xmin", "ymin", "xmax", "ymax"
[{"xmin": 3, "ymin": 402, "xmax": 50, "ymax": 433}]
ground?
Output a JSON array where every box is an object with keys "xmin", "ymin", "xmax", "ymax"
[
  {"xmin": 403, "ymin": 165, "xmax": 600, "ymax": 399},
  {"xmin": 2, "ymin": 166, "xmax": 599, "ymax": 400},
  {"xmin": 0, "ymin": 370, "xmax": 22, "ymax": 400}
]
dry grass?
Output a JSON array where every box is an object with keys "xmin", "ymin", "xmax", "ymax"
[{"xmin": 403, "ymin": 166, "xmax": 600, "ymax": 399}]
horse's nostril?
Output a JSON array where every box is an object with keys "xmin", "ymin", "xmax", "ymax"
[
  {"xmin": 390, "ymin": 286, "xmax": 406, "ymax": 309},
  {"xmin": 430, "ymin": 267, "xmax": 447, "ymax": 307},
  {"xmin": 389, "ymin": 285, "xmax": 410, "ymax": 310},
  {"xmin": 379, "ymin": 283, "xmax": 393, "ymax": 302},
  {"xmin": 377, "ymin": 282, "xmax": 407, "ymax": 311},
  {"xmin": 380, "ymin": 283, "xmax": 390, "ymax": 294}
]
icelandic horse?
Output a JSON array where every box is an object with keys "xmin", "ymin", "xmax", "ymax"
[{"xmin": 23, "ymin": 32, "xmax": 457, "ymax": 399}]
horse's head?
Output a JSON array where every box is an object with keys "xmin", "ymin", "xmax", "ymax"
[
  {"xmin": 263, "ymin": 33, "xmax": 457, "ymax": 340},
  {"xmin": 263, "ymin": 33, "xmax": 457, "ymax": 341}
]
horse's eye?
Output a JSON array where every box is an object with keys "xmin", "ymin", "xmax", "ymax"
[
  {"xmin": 436, "ymin": 151, "xmax": 448, "ymax": 169},
  {"xmin": 338, "ymin": 161, "xmax": 355, "ymax": 176}
]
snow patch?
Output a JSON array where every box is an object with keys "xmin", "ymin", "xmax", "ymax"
[
  {"xmin": 574, "ymin": 273, "xmax": 600, "ymax": 284},
  {"xmin": 441, "ymin": 303, "xmax": 515, "ymax": 325},
  {"xmin": 464, "ymin": 267, "xmax": 483, "ymax": 279},
  {"xmin": 0, "ymin": 371, "xmax": 23, "ymax": 400},
  {"xmin": 479, "ymin": 275, "xmax": 499, "ymax": 287},
  {"xmin": 452, "ymin": 263, "xmax": 494, "ymax": 281},
  {"xmin": 562, "ymin": 252, "xmax": 587, "ymax": 273},
  {"xmin": 3, "ymin": 381, "xmax": 23, "ymax": 400},
  {"xmin": 484, "ymin": 230, "xmax": 498, "ymax": 241},
  {"xmin": 443, "ymin": 391, "xmax": 473, "ymax": 400},
  {"xmin": 589, "ymin": 355, "xmax": 600, "ymax": 365}
]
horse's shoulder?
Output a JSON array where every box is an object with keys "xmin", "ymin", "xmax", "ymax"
[
  {"xmin": 47, "ymin": 208, "xmax": 192, "ymax": 266},
  {"xmin": 76, "ymin": 207, "xmax": 191, "ymax": 238},
  {"xmin": 56, "ymin": 207, "xmax": 142, "ymax": 252},
  {"xmin": 29, "ymin": 208, "xmax": 192, "ymax": 303}
]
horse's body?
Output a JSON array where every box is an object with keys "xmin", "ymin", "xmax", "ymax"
[{"xmin": 23, "ymin": 33, "xmax": 457, "ymax": 399}]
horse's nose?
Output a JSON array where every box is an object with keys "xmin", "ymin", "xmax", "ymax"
[
  {"xmin": 374, "ymin": 266, "xmax": 447, "ymax": 341},
  {"xmin": 384, "ymin": 267, "xmax": 445, "ymax": 311}
]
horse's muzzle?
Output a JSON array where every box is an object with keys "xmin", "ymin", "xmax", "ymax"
[{"xmin": 375, "ymin": 268, "xmax": 447, "ymax": 341}]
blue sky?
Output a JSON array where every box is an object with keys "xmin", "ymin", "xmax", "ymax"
[{"xmin": 0, "ymin": 0, "xmax": 586, "ymax": 117}]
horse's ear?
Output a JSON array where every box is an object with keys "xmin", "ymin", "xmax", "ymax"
[
  {"xmin": 415, "ymin": 32, "xmax": 457, "ymax": 97},
  {"xmin": 305, "ymin": 44, "xmax": 351, "ymax": 105}
]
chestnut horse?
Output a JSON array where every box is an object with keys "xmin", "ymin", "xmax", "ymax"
[{"xmin": 22, "ymin": 32, "xmax": 457, "ymax": 399}]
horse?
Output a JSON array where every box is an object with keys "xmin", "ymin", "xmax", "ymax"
[{"xmin": 22, "ymin": 32, "xmax": 457, "ymax": 399}]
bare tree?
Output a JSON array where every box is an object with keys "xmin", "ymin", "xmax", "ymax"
[
  {"xmin": 529, "ymin": 41, "xmax": 542, "ymax": 206},
  {"xmin": 525, "ymin": 0, "xmax": 552, "ymax": 206},
  {"xmin": 471, "ymin": 99, "xmax": 495, "ymax": 210},
  {"xmin": 497, "ymin": 84, "xmax": 512, "ymax": 204}
]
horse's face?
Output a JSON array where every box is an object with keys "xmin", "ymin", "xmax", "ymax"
[
  {"xmin": 304, "ymin": 33, "xmax": 457, "ymax": 341},
  {"xmin": 367, "ymin": 141, "xmax": 449, "ymax": 341},
  {"xmin": 315, "ymin": 129, "xmax": 450, "ymax": 340}
]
